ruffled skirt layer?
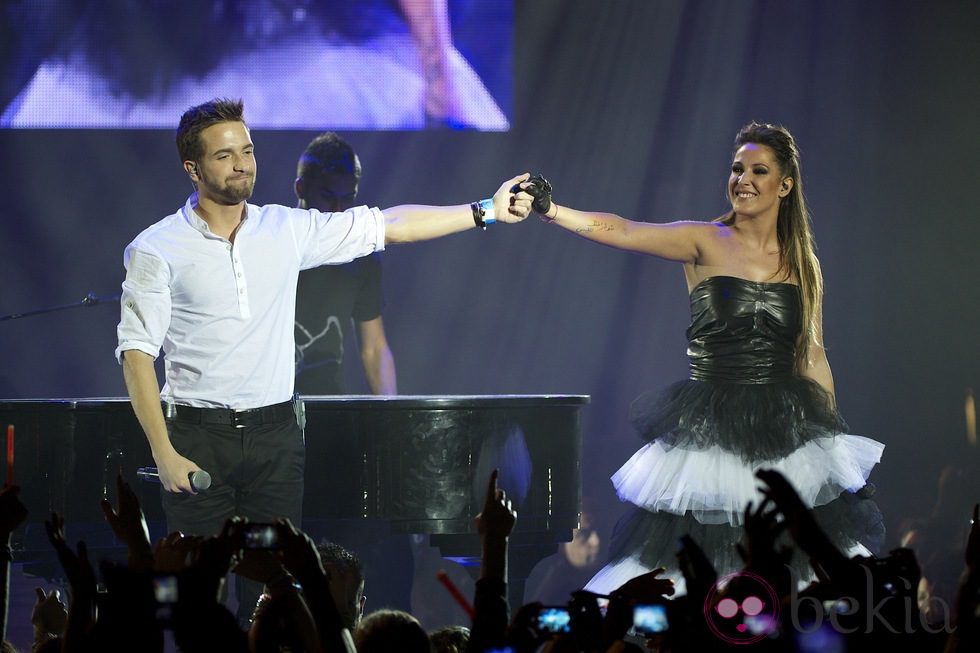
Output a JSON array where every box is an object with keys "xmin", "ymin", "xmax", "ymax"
[{"xmin": 585, "ymin": 377, "xmax": 885, "ymax": 595}]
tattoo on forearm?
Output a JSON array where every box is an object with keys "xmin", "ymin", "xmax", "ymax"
[{"xmin": 575, "ymin": 220, "xmax": 613, "ymax": 234}]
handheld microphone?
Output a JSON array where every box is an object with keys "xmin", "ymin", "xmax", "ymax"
[{"xmin": 137, "ymin": 467, "xmax": 212, "ymax": 491}]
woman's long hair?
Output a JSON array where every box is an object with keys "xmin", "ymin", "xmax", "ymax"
[{"xmin": 718, "ymin": 122, "xmax": 822, "ymax": 369}]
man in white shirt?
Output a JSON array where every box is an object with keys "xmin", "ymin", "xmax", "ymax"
[{"xmin": 116, "ymin": 97, "xmax": 531, "ymax": 623}]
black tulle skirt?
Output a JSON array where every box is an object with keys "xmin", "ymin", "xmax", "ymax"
[{"xmin": 585, "ymin": 377, "xmax": 885, "ymax": 595}]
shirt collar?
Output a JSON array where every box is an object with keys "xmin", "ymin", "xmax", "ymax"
[
  {"xmin": 181, "ymin": 192, "xmax": 252, "ymax": 237},
  {"xmin": 182, "ymin": 193, "xmax": 210, "ymax": 235}
]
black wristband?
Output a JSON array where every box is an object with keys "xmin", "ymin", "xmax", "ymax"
[{"xmin": 471, "ymin": 202, "xmax": 485, "ymax": 229}]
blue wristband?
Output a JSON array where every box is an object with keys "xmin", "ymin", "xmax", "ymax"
[{"xmin": 478, "ymin": 198, "xmax": 496, "ymax": 225}]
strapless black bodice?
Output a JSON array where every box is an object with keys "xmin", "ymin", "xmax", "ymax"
[
  {"xmin": 629, "ymin": 275, "xmax": 843, "ymax": 461},
  {"xmin": 687, "ymin": 276, "xmax": 801, "ymax": 384}
]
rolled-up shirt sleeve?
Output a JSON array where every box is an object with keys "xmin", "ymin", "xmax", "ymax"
[
  {"xmin": 115, "ymin": 246, "xmax": 171, "ymax": 364},
  {"xmin": 295, "ymin": 205, "xmax": 386, "ymax": 270}
]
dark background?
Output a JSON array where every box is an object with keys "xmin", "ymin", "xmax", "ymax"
[{"xmin": 1, "ymin": 0, "xmax": 978, "ymax": 547}]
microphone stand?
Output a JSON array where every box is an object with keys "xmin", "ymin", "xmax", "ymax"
[{"xmin": 0, "ymin": 292, "xmax": 120, "ymax": 321}]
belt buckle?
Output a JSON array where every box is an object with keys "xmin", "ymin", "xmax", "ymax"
[{"xmin": 231, "ymin": 409, "xmax": 247, "ymax": 429}]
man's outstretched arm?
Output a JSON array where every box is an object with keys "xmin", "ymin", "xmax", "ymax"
[{"xmin": 383, "ymin": 174, "xmax": 531, "ymax": 243}]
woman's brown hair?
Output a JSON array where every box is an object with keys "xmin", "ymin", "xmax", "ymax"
[{"xmin": 719, "ymin": 122, "xmax": 822, "ymax": 368}]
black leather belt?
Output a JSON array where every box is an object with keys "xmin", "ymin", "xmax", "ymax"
[{"xmin": 169, "ymin": 400, "xmax": 295, "ymax": 428}]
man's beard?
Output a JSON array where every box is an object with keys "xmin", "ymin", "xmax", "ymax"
[{"xmin": 200, "ymin": 173, "xmax": 255, "ymax": 204}]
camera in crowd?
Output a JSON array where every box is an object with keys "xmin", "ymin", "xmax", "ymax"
[
  {"xmin": 534, "ymin": 606, "xmax": 572, "ymax": 633},
  {"xmin": 632, "ymin": 603, "xmax": 669, "ymax": 636},
  {"xmin": 98, "ymin": 562, "xmax": 185, "ymax": 629},
  {"xmin": 528, "ymin": 590, "xmax": 673, "ymax": 648},
  {"xmin": 244, "ymin": 523, "xmax": 279, "ymax": 550}
]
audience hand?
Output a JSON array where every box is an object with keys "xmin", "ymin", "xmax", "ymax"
[
  {"xmin": 190, "ymin": 517, "xmax": 246, "ymax": 589},
  {"xmin": 152, "ymin": 523, "xmax": 244, "ymax": 606},
  {"xmin": 249, "ymin": 585, "xmax": 321, "ymax": 653},
  {"xmin": 612, "ymin": 568, "xmax": 675, "ymax": 603},
  {"xmin": 951, "ymin": 505, "xmax": 980, "ymax": 652},
  {"xmin": 100, "ymin": 469, "xmax": 152, "ymax": 565},
  {"xmin": 759, "ymin": 467, "xmax": 856, "ymax": 547},
  {"xmin": 233, "ymin": 548, "xmax": 283, "ymax": 585},
  {"xmin": 153, "ymin": 531, "xmax": 205, "ymax": 573},
  {"xmin": 755, "ymin": 469, "xmax": 809, "ymax": 527},
  {"xmin": 736, "ymin": 496, "xmax": 791, "ymax": 568},
  {"xmin": 967, "ymin": 503, "xmax": 979, "ymax": 570},
  {"xmin": 475, "ymin": 469, "xmax": 516, "ymax": 541},
  {"xmin": 755, "ymin": 468, "xmax": 855, "ymax": 588},
  {"xmin": 274, "ymin": 517, "xmax": 326, "ymax": 587},
  {"xmin": 505, "ymin": 601, "xmax": 545, "ymax": 651},
  {"xmin": 676, "ymin": 534, "xmax": 717, "ymax": 600},
  {"xmin": 44, "ymin": 512, "xmax": 97, "ymax": 600},
  {"xmin": 150, "ymin": 520, "xmax": 250, "ymax": 651},
  {"xmin": 31, "ymin": 587, "xmax": 68, "ymax": 639},
  {"xmin": 606, "ymin": 569, "xmax": 673, "ymax": 644},
  {"xmin": 273, "ymin": 518, "xmax": 356, "ymax": 653},
  {"xmin": 0, "ymin": 484, "xmax": 28, "ymax": 536}
]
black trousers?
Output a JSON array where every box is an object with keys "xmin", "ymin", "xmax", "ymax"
[{"xmin": 161, "ymin": 410, "xmax": 305, "ymax": 625}]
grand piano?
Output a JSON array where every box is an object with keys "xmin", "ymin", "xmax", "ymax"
[{"xmin": 0, "ymin": 395, "xmax": 588, "ymax": 606}]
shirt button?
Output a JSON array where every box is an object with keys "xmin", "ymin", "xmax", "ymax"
[
  {"xmin": 239, "ymin": 288, "xmax": 245, "ymax": 295},
  {"xmin": 237, "ymin": 273, "xmax": 242, "ymax": 278}
]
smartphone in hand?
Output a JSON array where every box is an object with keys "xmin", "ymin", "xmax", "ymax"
[
  {"xmin": 633, "ymin": 603, "xmax": 669, "ymax": 635},
  {"xmin": 244, "ymin": 523, "xmax": 279, "ymax": 549},
  {"xmin": 534, "ymin": 606, "xmax": 571, "ymax": 634}
]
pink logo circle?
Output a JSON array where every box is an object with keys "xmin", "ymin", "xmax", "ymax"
[{"xmin": 703, "ymin": 571, "xmax": 780, "ymax": 645}]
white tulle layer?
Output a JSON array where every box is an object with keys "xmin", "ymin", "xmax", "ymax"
[
  {"xmin": 584, "ymin": 555, "xmax": 687, "ymax": 596},
  {"xmin": 612, "ymin": 434, "xmax": 884, "ymax": 526},
  {"xmin": 584, "ymin": 542, "xmax": 873, "ymax": 597}
]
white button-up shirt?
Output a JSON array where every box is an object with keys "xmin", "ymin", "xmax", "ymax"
[{"xmin": 116, "ymin": 195, "xmax": 385, "ymax": 408}]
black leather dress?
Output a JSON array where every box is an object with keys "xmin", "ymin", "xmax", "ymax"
[{"xmin": 585, "ymin": 276, "xmax": 885, "ymax": 593}]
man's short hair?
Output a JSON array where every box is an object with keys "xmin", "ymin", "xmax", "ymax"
[
  {"xmin": 355, "ymin": 609, "xmax": 430, "ymax": 653},
  {"xmin": 316, "ymin": 540, "xmax": 364, "ymax": 583},
  {"xmin": 176, "ymin": 97, "xmax": 245, "ymax": 163},
  {"xmin": 429, "ymin": 625, "xmax": 470, "ymax": 653},
  {"xmin": 297, "ymin": 132, "xmax": 361, "ymax": 180}
]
